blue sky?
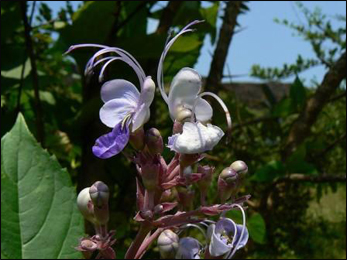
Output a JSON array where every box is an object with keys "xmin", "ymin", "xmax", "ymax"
[{"xmin": 40, "ymin": 1, "xmax": 346, "ymax": 85}]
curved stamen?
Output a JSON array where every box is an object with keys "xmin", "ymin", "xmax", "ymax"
[
  {"xmin": 85, "ymin": 57, "xmax": 114, "ymax": 76},
  {"xmin": 192, "ymin": 92, "xmax": 232, "ymax": 143},
  {"xmin": 179, "ymin": 223, "xmax": 207, "ymax": 242},
  {"xmin": 65, "ymin": 44, "xmax": 147, "ymax": 88},
  {"xmin": 63, "ymin": 43, "xmax": 108, "ymax": 56},
  {"xmin": 157, "ymin": 20, "xmax": 204, "ymax": 104},
  {"xmin": 225, "ymin": 204, "xmax": 246, "ymax": 259},
  {"xmin": 91, "ymin": 48, "xmax": 146, "ymax": 88},
  {"xmin": 98, "ymin": 57, "xmax": 123, "ymax": 82}
]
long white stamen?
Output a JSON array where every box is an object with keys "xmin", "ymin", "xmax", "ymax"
[
  {"xmin": 157, "ymin": 20, "xmax": 204, "ymax": 104},
  {"xmin": 98, "ymin": 57, "xmax": 123, "ymax": 82},
  {"xmin": 65, "ymin": 44, "xmax": 147, "ymax": 88},
  {"xmin": 193, "ymin": 92, "xmax": 232, "ymax": 143},
  {"xmin": 84, "ymin": 57, "xmax": 114, "ymax": 76},
  {"xmin": 225, "ymin": 204, "xmax": 246, "ymax": 259},
  {"xmin": 63, "ymin": 43, "xmax": 108, "ymax": 55},
  {"xmin": 90, "ymin": 48, "xmax": 146, "ymax": 87}
]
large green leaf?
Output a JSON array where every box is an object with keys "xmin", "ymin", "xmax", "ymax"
[
  {"xmin": 248, "ymin": 213, "xmax": 266, "ymax": 244},
  {"xmin": 251, "ymin": 160, "xmax": 286, "ymax": 182},
  {"xmin": 1, "ymin": 114, "xmax": 83, "ymax": 259}
]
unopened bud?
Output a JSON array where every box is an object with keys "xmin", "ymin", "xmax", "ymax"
[
  {"xmin": 218, "ymin": 167, "xmax": 238, "ymax": 203},
  {"xmin": 89, "ymin": 181, "xmax": 109, "ymax": 207},
  {"xmin": 89, "ymin": 181, "xmax": 109, "ymax": 225},
  {"xmin": 230, "ymin": 160, "xmax": 248, "ymax": 175},
  {"xmin": 77, "ymin": 187, "xmax": 96, "ymax": 224},
  {"xmin": 146, "ymin": 128, "xmax": 163, "ymax": 155},
  {"xmin": 157, "ymin": 230, "xmax": 179, "ymax": 259},
  {"xmin": 129, "ymin": 128, "xmax": 145, "ymax": 150},
  {"xmin": 219, "ymin": 167, "xmax": 238, "ymax": 184}
]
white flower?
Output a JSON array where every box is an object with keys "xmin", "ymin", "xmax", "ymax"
[
  {"xmin": 168, "ymin": 122, "xmax": 224, "ymax": 154},
  {"xmin": 157, "ymin": 21, "xmax": 232, "ymax": 154}
]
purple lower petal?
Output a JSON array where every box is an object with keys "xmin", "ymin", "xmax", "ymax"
[{"xmin": 92, "ymin": 122, "xmax": 130, "ymax": 159}]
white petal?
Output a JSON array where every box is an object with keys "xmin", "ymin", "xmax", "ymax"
[
  {"xmin": 100, "ymin": 98, "xmax": 136, "ymax": 128},
  {"xmin": 132, "ymin": 103, "xmax": 150, "ymax": 132},
  {"xmin": 168, "ymin": 122, "xmax": 224, "ymax": 154},
  {"xmin": 194, "ymin": 98, "xmax": 213, "ymax": 122},
  {"xmin": 100, "ymin": 79, "xmax": 140, "ymax": 104},
  {"xmin": 139, "ymin": 76, "xmax": 155, "ymax": 107},
  {"xmin": 168, "ymin": 68, "xmax": 202, "ymax": 120}
]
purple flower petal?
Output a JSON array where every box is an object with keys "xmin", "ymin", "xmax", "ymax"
[
  {"xmin": 92, "ymin": 122, "xmax": 130, "ymax": 159},
  {"xmin": 176, "ymin": 237, "xmax": 201, "ymax": 259}
]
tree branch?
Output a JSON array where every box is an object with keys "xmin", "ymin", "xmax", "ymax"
[
  {"xmin": 317, "ymin": 133, "xmax": 346, "ymax": 158},
  {"xmin": 205, "ymin": 1, "xmax": 246, "ymax": 92},
  {"xmin": 282, "ymin": 51, "xmax": 346, "ymax": 160},
  {"xmin": 327, "ymin": 91, "xmax": 346, "ymax": 103},
  {"xmin": 20, "ymin": 1, "xmax": 45, "ymax": 146}
]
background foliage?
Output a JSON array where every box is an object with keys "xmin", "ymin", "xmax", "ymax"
[{"xmin": 1, "ymin": 1, "xmax": 346, "ymax": 259}]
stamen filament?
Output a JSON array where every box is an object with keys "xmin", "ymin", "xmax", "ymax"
[
  {"xmin": 193, "ymin": 92, "xmax": 232, "ymax": 143},
  {"xmin": 225, "ymin": 204, "xmax": 246, "ymax": 259},
  {"xmin": 157, "ymin": 20, "xmax": 205, "ymax": 104}
]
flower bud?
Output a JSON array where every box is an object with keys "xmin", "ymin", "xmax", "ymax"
[
  {"xmin": 219, "ymin": 167, "xmax": 238, "ymax": 184},
  {"xmin": 89, "ymin": 181, "xmax": 109, "ymax": 207},
  {"xmin": 218, "ymin": 167, "xmax": 238, "ymax": 203},
  {"xmin": 129, "ymin": 127, "xmax": 145, "ymax": 150},
  {"xmin": 145, "ymin": 128, "xmax": 163, "ymax": 155},
  {"xmin": 157, "ymin": 230, "xmax": 179, "ymax": 259},
  {"xmin": 77, "ymin": 187, "xmax": 96, "ymax": 224},
  {"xmin": 141, "ymin": 162, "xmax": 160, "ymax": 191},
  {"xmin": 89, "ymin": 181, "xmax": 109, "ymax": 225},
  {"xmin": 230, "ymin": 160, "xmax": 248, "ymax": 176}
]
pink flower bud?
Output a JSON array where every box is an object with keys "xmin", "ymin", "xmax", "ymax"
[
  {"xmin": 146, "ymin": 128, "xmax": 163, "ymax": 155},
  {"xmin": 230, "ymin": 160, "xmax": 248, "ymax": 175},
  {"xmin": 218, "ymin": 167, "xmax": 238, "ymax": 202},
  {"xmin": 77, "ymin": 187, "xmax": 96, "ymax": 224}
]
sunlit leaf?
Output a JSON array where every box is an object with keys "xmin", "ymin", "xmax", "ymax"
[{"xmin": 1, "ymin": 114, "xmax": 84, "ymax": 259}]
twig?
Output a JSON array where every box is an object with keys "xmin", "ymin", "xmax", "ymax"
[
  {"xmin": 317, "ymin": 133, "xmax": 346, "ymax": 157},
  {"xmin": 327, "ymin": 91, "xmax": 346, "ymax": 103},
  {"xmin": 16, "ymin": 1, "xmax": 36, "ymax": 113},
  {"xmin": 20, "ymin": 1, "xmax": 45, "ymax": 146},
  {"xmin": 282, "ymin": 51, "xmax": 346, "ymax": 160},
  {"xmin": 205, "ymin": 1, "xmax": 247, "ymax": 92}
]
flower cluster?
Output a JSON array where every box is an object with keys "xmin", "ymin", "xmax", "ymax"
[{"xmin": 67, "ymin": 20, "xmax": 250, "ymax": 259}]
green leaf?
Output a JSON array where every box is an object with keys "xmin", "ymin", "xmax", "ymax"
[
  {"xmin": 248, "ymin": 213, "xmax": 266, "ymax": 244},
  {"xmin": 1, "ymin": 114, "xmax": 84, "ymax": 259},
  {"xmin": 251, "ymin": 160, "xmax": 286, "ymax": 182},
  {"xmin": 1, "ymin": 59, "xmax": 31, "ymax": 80},
  {"xmin": 290, "ymin": 76, "xmax": 307, "ymax": 109}
]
